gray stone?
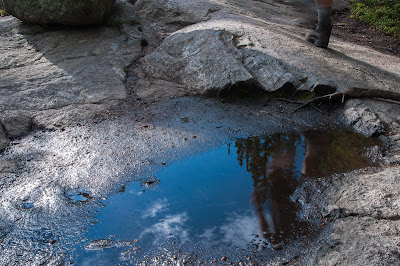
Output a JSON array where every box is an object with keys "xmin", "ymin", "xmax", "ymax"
[
  {"xmin": 0, "ymin": 111, "xmax": 32, "ymax": 139},
  {"xmin": 297, "ymin": 167, "xmax": 400, "ymax": 265},
  {"xmin": 3, "ymin": 0, "xmax": 116, "ymax": 25},
  {"xmin": 242, "ymin": 49, "xmax": 314, "ymax": 92},
  {"xmin": 139, "ymin": 29, "xmax": 254, "ymax": 95},
  {"xmin": 343, "ymin": 99, "xmax": 385, "ymax": 137}
]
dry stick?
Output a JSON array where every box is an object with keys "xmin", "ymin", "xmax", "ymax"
[{"xmin": 296, "ymin": 87, "xmax": 400, "ymax": 111}]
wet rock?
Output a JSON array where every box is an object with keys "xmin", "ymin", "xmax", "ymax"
[
  {"xmin": 296, "ymin": 166, "xmax": 400, "ymax": 265},
  {"xmin": 139, "ymin": 29, "xmax": 254, "ymax": 95},
  {"xmin": 121, "ymin": 246, "xmax": 140, "ymax": 259},
  {"xmin": 302, "ymin": 217, "xmax": 400, "ymax": 265},
  {"xmin": 140, "ymin": 177, "xmax": 160, "ymax": 189},
  {"xmin": 3, "ymin": 0, "xmax": 116, "ymax": 25},
  {"xmin": 67, "ymin": 191, "xmax": 93, "ymax": 204},
  {"xmin": 85, "ymin": 238, "xmax": 135, "ymax": 250},
  {"xmin": 343, "ymin": 100, "xmax": 385, "ymax": 137},
  {"xmin": 85, "ymin": 239, "xmax": 116, "ymax": 250}
]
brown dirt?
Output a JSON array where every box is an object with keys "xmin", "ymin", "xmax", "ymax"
[{"xmin": 332, "ymin": 7, "xmax": 400, "ymax": 57}]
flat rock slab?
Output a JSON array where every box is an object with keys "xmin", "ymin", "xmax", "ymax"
[{"xmin": 0, "ymin": 14, "xmax": 143, "ymax": 133}]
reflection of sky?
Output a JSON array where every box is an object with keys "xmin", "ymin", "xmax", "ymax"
[
  {"xmin": 220, "ymin": 211, "xmax": 259, "ymax": 247},
  {"xmin": 75, "ymin": 137, "xmax": 307, "ymax": 263},
  {"xmin": 141, "ymin": 198, "xmax": 168, "ymax": 218},
  {"xmin": 140, "ymin": 212, "xmax": 189, "ymax": 245}
]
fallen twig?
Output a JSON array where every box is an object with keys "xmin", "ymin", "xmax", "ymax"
[{"xmin": 296, "ymin": 87, "xmax": 400, "ymax": 111}]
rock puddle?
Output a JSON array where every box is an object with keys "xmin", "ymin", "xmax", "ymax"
[{"xmin": 72, "ymin": 130, "xmax": 381, "ymax": 264}]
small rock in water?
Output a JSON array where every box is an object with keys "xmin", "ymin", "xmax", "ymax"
[
  {"xmin": 221, "ymin": 256, "xmax": 227, "ymax": 261},
  {"xmin": 273, "ymin": 243, "xmax": 283, "ymax": 250},
  {"xmin": 85, "ymin": 239, "xmax": 116, "ymax": 250}
]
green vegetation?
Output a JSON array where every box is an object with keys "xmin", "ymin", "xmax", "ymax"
[{"xmin": 350, "ymin": 0, "xmax": 400, "ymax": 37}]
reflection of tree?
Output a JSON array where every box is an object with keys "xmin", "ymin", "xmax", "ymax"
[
  {"xmin": 235, "ymin": 134, "xmax": 300, "ymax": 189},
  {"xmin": 234, "ymin": 130, "xmax": 378, "ymax": 244},
  {"xmin": 234, "ymin": 134, "xmax": 305, "ymax": 243},
  {"xmin": 317, "ymin": 131, "xmax": 379, "ymax": 176}
]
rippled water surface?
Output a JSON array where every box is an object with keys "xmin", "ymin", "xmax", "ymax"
[{"xmin": 74, "ymin": 130, "xmax": 380, "ymax": 264}]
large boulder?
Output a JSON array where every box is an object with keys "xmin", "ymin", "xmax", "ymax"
[
  {"xmin": 139, "ymin": 29, "xmax": 254, "ymax": 95},
  {"xmin": 3, "ymin": 0, "xmax": 116, "ymax": 25}
]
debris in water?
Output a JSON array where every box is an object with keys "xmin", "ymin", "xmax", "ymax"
[
  {"xmin": 67, "ymin": 191, "xmax": 93, "ymax": 203},
  {"xmin": 180, "ymin": 117, "xmax": 189, "ymax": 123},
  {"xmin": 22, "ymin": 202, "xmax": 34, "ymax": 209}
]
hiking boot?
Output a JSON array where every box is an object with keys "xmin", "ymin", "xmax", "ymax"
[
  {"xmin": 307, "ymin": 7, "xmax": 332, "ymax": 48},
  {"xmin": 306, "ymin": 22, "xmax": 332, "ymax": 48}
]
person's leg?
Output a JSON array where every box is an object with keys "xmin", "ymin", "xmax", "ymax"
[{"xmin": 307, "ymin": 0, "xmax": 333, "ymax": 48}]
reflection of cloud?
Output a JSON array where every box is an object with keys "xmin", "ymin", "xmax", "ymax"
[
  {"xmin": 141, "ymin": 198, "xmax": 168, "ymax": 218},
  {"xmin": 220, "ymin": 212, "xmax": 259, "ymax": 247},
  {"xmin": 198, "ymin": 227, "xmax": 217, "ymax": 240},
  {"xmin": 140, "ymin": 213, "xmax": 189, "ymax": 244}
]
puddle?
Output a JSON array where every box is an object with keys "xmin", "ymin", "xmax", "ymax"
[{"xmin": 73, "ymin": 130, "xmax": 380, "ymax": 264}]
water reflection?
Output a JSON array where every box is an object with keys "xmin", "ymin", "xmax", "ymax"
[
  {"xmin": 75, "ymin": 130, "xmax": 380, "ymax": 264},
  {"xmin": 235, "ymin": 130, "xmax": 379, "ymax": 243}
]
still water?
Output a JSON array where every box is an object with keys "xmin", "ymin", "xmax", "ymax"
[{"xmin": 73, "ymin": 130, "xmax": 379, "ymax": 264}]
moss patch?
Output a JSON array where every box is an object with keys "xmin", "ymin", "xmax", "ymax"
[{"xmin": 350, "ymin": 0, "xmax": 400, "ymax": 37}]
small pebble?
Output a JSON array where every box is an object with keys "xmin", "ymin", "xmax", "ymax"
[
  {"xmin": 273, "ymin": 243, "xmax": 283, "ymax": 250},
  {"xmin": 221, "ymin": 256, "xmax": 227, "ymax": 261}
]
